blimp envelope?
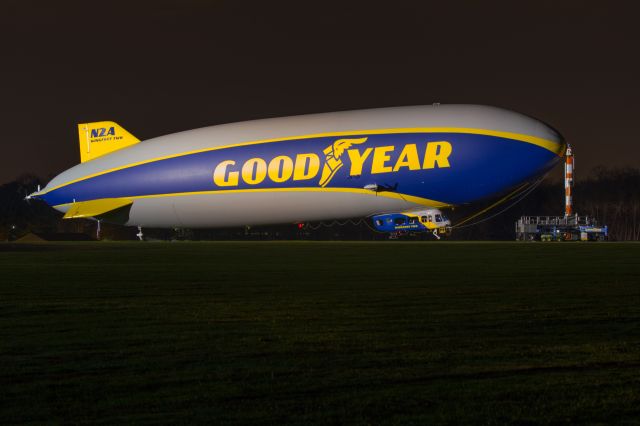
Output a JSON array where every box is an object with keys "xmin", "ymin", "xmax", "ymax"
[{"xmin": 32, "ymin": 105, "xmax": 564, "ymax": 229}]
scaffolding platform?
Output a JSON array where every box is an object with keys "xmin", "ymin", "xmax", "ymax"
[{"xmin": 515, "ymin": 215, "xmax": 608, "ymax": 241}]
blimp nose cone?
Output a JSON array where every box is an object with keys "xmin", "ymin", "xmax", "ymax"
[
  {"xmin": 417, "ymin": 113, "xmax": 565, "ymax": 206},
  {"xmin": 472, "ymin": 128, "xmax": 564, "ymax": 202}
]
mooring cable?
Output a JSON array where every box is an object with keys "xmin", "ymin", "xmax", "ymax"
[
  {"xmin": 304, "ymin": 174, "xmax": 547, "ymax": 233},
  {"xmin": 451, "ymin": 176, "xmax": 546, "ymax": 229}
]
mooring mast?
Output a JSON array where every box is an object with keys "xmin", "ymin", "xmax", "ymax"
[
  {"xmin": 564, "ymin": 144, "xmax": 574, "ymax": 217},
  {"xmin": 515, "ymin": 144, "xmax": 607, "ymax": 241}
]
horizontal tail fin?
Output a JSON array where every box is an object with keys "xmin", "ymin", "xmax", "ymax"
[
  {"xmin": 77, "ymin": 121, "xmax": 139, "ymax": 163},
  {"xmin": 63, "ymin": 198, "xmax": 133, "ymax": 219}
]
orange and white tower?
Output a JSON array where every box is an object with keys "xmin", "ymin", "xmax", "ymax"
[{"xmin": 564, "ymin": 144, "xmax": 574, "ymax": 217}]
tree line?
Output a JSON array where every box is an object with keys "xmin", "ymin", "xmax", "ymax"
[{"xmin": 1, "ymin": 168, "xmax": 639, "ymax": 241}]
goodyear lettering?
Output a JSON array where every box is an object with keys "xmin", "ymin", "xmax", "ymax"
[
  {"xmin": 213, "ymin": 160, "xmax": 239, "ymax": 186},
  {"xmin": 423, "ymin": 141, "xmax": 452, "ymax": 169},
  {"xmin": 371, "ymin": 146, "xmax": 395, "ymax": 174},
  {"xmin": 242, "ymin": 158, "xmax": 267, "ymax": 185},
  {"xmin": 346, "ymin": 147, "xmax": 373, "ymax": 176},
  {"xmin": 268, "ymin": 156, "xmax": 294, "ymax": 183},
  {"xmin": 293, "ymin": 153, "xmax": 320, "ymax": 180},
  {"xmin": 393, "ymin": 144, "xmax": 421, "ymax": 171},
  {"xmin": 212, "ymin": 139, "xmax": 452, "ymax": 188}
]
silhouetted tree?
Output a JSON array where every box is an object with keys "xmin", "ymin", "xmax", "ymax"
[
  {"xmin": 1, "ymin": 167, "xmax": 639, "ymax": 241},
  {"xmin": 574, "ymin": 167, "xmax": 640, "ymax": 241}
]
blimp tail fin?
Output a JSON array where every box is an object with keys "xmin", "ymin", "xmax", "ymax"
[
  {"xmin": 63, "ymin": 198, "xmax": 133, "ymax": 220},
  {"xmin": 77, "ymin": 121, "xmax": 140, "ymax": 163}
]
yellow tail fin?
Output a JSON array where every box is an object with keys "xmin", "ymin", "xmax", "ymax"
[
  {"xmin": 63, "ymin": 198, "xmax": 133, "ymax": 219},
  {"xmin": 77, "ymin": 121, "xmax": 140, "ymax": 162}
]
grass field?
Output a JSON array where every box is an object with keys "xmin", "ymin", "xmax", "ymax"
[{"xmin": 1, "ymin": 242, "xmax": 639, "ymax": 424}]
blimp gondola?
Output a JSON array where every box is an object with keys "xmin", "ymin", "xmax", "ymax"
[{"xmin": 29, "ymin": 105, "xmax": 565, "ymax": 237}]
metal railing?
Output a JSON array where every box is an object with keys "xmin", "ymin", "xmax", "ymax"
[{"xmin": 516, "ymin": 215, "xmax": 598, "ymax": 226}]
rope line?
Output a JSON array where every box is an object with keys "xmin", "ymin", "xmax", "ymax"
[
  {"xmin": 451, "ymin": 177, "xmax": 546, "ymax": 229},
  {"xmin": 304, "ymin": 175, "xmax": 547, "ymax": 233},
  {"xmin": 452, "ymin": 182, "xmax": 529, "ymax": 228},
  {"xmin": 304, "ymin": 217, "xmax": 387, "ymax": 233}
]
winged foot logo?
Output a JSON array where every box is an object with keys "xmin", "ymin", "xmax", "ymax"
[
  {"xmin": 213, "ymin": 137, "xmax": 452, "ymax": 188},
  {"xmin": 319, "ymin": 138, "xmax": 368, "ymax": 187}
]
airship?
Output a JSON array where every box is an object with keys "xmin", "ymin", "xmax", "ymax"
[{"xmin": 29, "ymin": 105, "xmax": 565, "ymax": 238}]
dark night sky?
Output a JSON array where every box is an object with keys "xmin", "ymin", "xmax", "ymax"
[{"xmin": 2, "ymin": 1, "xmax": 639, "ymax": 185}]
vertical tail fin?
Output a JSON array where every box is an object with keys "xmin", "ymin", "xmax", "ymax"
[{"xmin": 77, "ymin": 121, "xmax": 140, "ymax": 163}]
